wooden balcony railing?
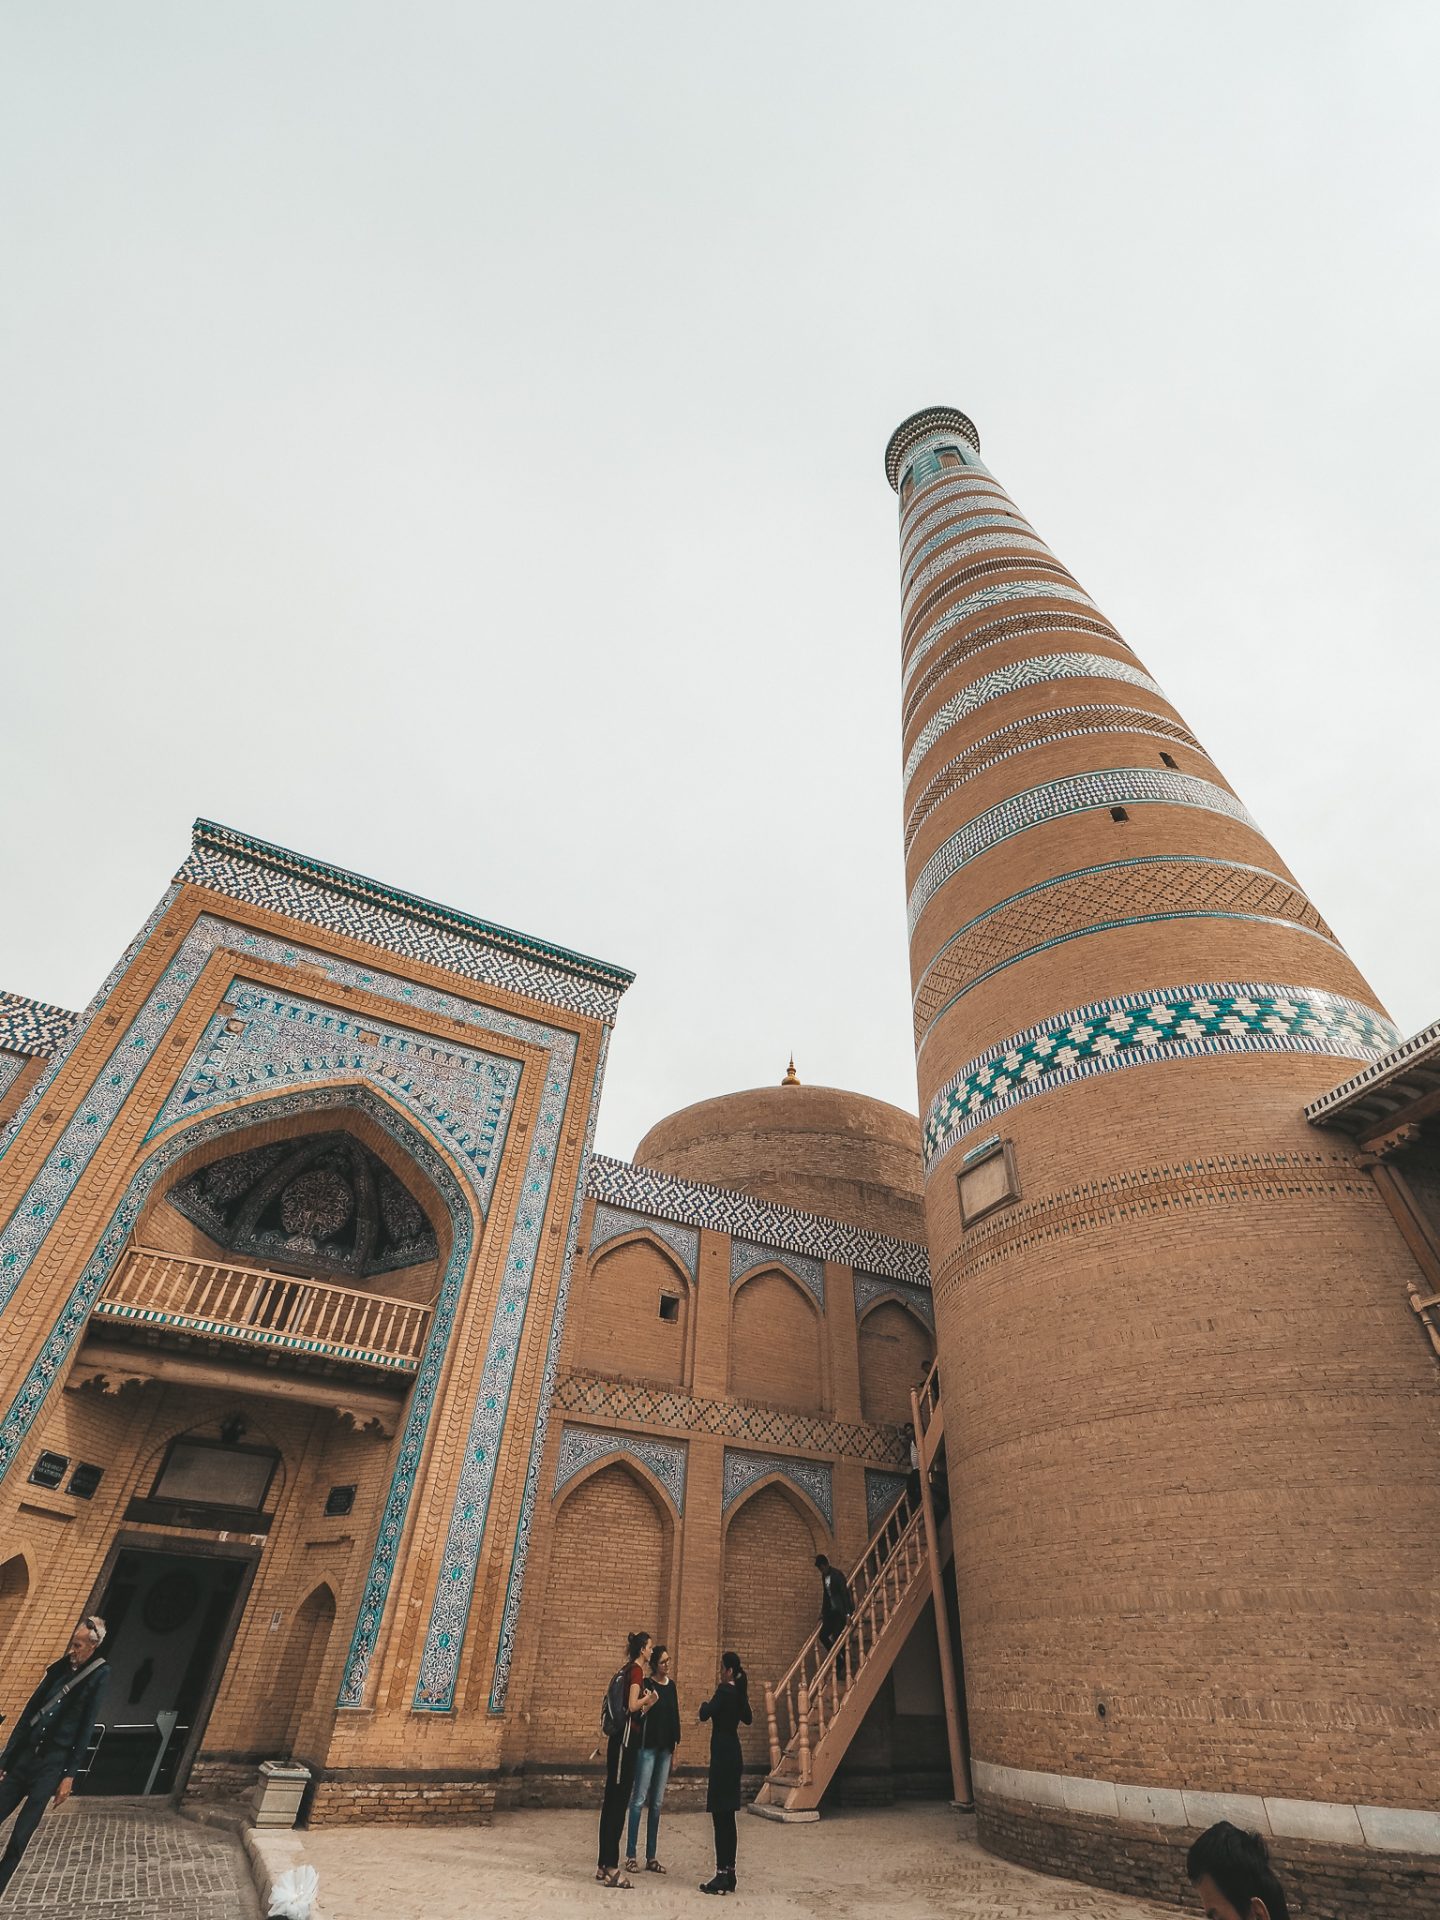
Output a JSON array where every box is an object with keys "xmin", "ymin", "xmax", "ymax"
[{"xmin": 94, "ymin": 1245, "xmax": 431, "ymax": 1374}]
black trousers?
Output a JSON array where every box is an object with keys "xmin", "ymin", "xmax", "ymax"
[
  {"xmin": 0, "ymin": 1763, "xmax": 63, "ymax": 1896},
  {"xmin": 710, "ymin": 1808, "xmax": 738, "ymax": 1872},
  {"xmin": 597, "ymin": 1733, "xmax": 638, "ymax": 1870}
]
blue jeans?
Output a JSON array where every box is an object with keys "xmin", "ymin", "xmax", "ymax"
[{"xmin": 625, "ymin": 1746, "xmax": 673, "ymax": 1862}]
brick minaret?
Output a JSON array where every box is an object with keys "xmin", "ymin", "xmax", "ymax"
[{"xmin": 884, "ymin": 409, "xmax": 1439, "ymax": 1883}]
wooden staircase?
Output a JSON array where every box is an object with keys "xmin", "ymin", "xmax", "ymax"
[{"xmin": 752, "ymin": 1361, "xmax": 959, "ymax": 1817}]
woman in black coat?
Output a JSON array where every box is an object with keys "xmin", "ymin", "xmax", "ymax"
[{"xmin": 697, "ymin": 1649, "xmax": 752, "ymax": 1895}]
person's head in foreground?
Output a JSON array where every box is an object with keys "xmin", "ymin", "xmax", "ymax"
[{"xmin": 1187, "ymin": 1821, "xmax": 1289, "ymax": 1920}]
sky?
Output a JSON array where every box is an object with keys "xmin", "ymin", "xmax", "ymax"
[{"xmin": 3, "ymin": 3, "xmax": 1438, "ymax": 1159}]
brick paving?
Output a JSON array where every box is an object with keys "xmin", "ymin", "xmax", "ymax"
[
  {"xmin": 0, "ymin": 1799, "xmax": 258, "ymax": 1918},
  {"xmin": 304, "ymin": 1805, "xmax": 1179, "ymax": 1918}
]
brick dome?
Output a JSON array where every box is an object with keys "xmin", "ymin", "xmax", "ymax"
[{"xmin": 634, "ymin": 1082, "xmax": 925, "ymax": 1242}]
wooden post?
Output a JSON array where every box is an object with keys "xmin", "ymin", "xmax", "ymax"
[
  {"xmin": 764, "ymin": 1683, "xmax": 781, "ymax": 1770},
  {"xmin": 796, "ymin": 1686, "xmax": 811, "ymax": 1785},
  {"xmin": 912, "ymin": 1385, "xmax": 972, "ymax": 1809}
]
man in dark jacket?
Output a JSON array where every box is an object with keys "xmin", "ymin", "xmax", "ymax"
[
  {"xmin": 814, "ymin": 1554, "xmax": 853, "ymax": 1671},
  {"xmin": 0, "ymin": 1615, "xmax": 108, "ymax": 1896}
]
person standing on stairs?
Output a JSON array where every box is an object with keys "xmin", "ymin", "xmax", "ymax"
[
  {"xmin": 698, "ymin": 1649, "xmax": 751, "ymax": 1895},
  {"xmin": 814, "ymin": 1554, "xmax": 854, "ymax": 1675},
  {"xmin": 624, "ymin": 1643, "xmax": 680, "ymax": 1876},
  {"xmin": 596, "ymin": 1630, "xmax": 658, "ymax": 1890}
]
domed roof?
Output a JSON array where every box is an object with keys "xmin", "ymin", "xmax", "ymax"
[{"xmin": 634, "ymin": 1074, "xmax": 925, "ymax": 1243}]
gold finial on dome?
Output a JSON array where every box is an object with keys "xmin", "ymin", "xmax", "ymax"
[{"xmin": 781, "ymin": 1055, "xmax": 801, "ymax": 1087}]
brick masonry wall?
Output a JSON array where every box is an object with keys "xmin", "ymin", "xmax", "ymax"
[
  {"xmin": 575, "ymin": 1238, "xmax": 690, "ymax": 1390},
  {"xmin": 730, "ymin": 1272, "xmax": 825, "ymax": 1412},
  {"xmin": 977, "ymin": 1793, "xmax": 1440, "ymax": 1919},
  {"xmin": 721, "ymin": 1482, "xmax": 823, "ymax": 1771},
  {"xmin": 857, "ymin": 1299, "xmax": 932, "ymax": 1426}
]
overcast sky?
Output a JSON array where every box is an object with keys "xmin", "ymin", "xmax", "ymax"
[{"xmin": 4, "ymin": 3, "xmax": 1437, "ymax": 1159}]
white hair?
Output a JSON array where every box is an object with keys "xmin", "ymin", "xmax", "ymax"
[{"xmin": 81, "ymin": 1614, "xmax": 106, "ymax": 1646}]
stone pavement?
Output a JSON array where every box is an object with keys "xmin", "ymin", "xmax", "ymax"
[
  {"xmin": 305, "ymin": 1804, "xmax": 1180, "ymax": 1918},
  {"xmin": 0, "ymin": 1798, "xmax": 258, "ymax": 1919}
]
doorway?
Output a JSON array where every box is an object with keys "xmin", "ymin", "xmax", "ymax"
[{"xmin": 79, "ymin": 1543, "xmax": 252, "ymax": 1796}]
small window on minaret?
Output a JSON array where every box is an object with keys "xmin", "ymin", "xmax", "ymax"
[
  {"xmin": 900, "ymin": 472, "xmax": 915, "ymax": 503},
  {"xmin": 1110, "ymin": 806, "xmax": 1129, "ymax": 822},
  {"xmin": 658, "ymin": 1293, "xmax": 680, "ymax": 1323},
  {"xmin": 1159, "ymin": 751, "xmax": 1178, "ymax": 769},
  {"xmin": 938, "ymin": 447, "xmax": 964, "ymax": 469}
]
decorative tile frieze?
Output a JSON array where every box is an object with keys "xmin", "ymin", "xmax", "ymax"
[
  {"xmin": 853, "ymin": 1269, "xmax": 934, "ymax": 1330},
  {"xmin": 180, "ymin": 820, "xmax": 631, "ymax": 1024},
  {"xmin": 904, "ymin": 656, "xmax": 1165, "ymax": 787},
  {"xmin": 730, "ymin": 1236, "xmax": 825, "ymax": 1309},
  {"xmin": 904, "ymin": 706, "xmax": 1205, "ymax": 854},
  {"xmin": 865, "ymin": 1469, "xmax": 909, "ymax": 1534},
  {"xmin": 903, "ymin": 556, "xmax": 1081, "ymax": 634},
  {"xmin": 903, "ymin": 582, "xmax": 1104, "ymax": 695},
  {"xmin": 902, "ymin": 525, "xmax": 1051, "ymax": 601},
  {"xmin": 923, "ymin": 984, "xmax": 1400, "ymax": 1169},
  {"xmin": 912, "ymin": 858, "xmax": 1337, "ymax": 1047},
  {"xmin": 589, "ymin": 1203, "xmax": 700, "ymax": 1282},
  {"xmin": 0, "ymin": 993, "xmax": 79, "ymax": 1059},
  {"xmin": 908, "ymin": 770, "xmax": 1259, "ymax": 934},
  {"xmin": 901, "ymin": 484, "xmax": 1028, "ymax": 564},
  {"xmin": 902, "ymin": 616, "xmax": 1132, "ymax": 730},
  {"xmin": 553, "ymin": 1371, "xmax": 906, "ymax": 1466},
  {"xmin": 553, "ymin": 1423, "xmax": 687, "ymax": 1513},
  {"xmin": 585, "ymin": 1154, "xmax": 930, "ymax": 1288},
  {"xmin": 723, "ymin": 1448, "xmax": 834, "ymax": 1528},
  {"xmin": 0, "ymin": 1055, "xmax": 25, "ymax": 1101},
  {"xmin": 488, "ymin": 1029, "xmax": 610, "ymax": 1713},
  {"xmin": 1304, "ymin": 1018, "xmax": 1440, "ymax": 1128}
]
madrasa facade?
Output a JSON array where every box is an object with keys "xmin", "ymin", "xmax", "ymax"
[{"xmin": 0, "ymin": 410, "xmax": 1436, "ymax": 1916}]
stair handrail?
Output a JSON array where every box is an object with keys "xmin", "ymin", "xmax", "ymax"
[{"xmin": 767, "ymin": 1488, "xmax": 917, "ymax": 1711}]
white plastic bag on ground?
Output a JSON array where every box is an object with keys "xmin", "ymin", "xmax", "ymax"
[{"xmin": 268, "ymin": 1863, "xmax": 320, "ymax": 1920}]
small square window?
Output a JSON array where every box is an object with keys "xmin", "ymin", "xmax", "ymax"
[
  {"xmin": 658, "ymin": 1293, "xmax": 680, "ymax": 1323},
  {"xmin": 1159, "ymin": 751, "xmax": 1178, "ymax": 770},
  {"xmin": 1110, "ymin": 806, "xmax": 1129, "ymax": 823},
  {"xmin": 325, "ymin": 1484, "xmax": 357, "ymax": 1516}
]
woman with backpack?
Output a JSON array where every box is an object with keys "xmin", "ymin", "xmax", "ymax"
[
  {"xmin": 697, "ymin": 1648, "xmax": 752, "ymax": 1895},
  {"xmin": 624, "ymin": 1642, "xmax": 680, "ymax": 1875},
  {"xmin": 596, "ymin": 1630, "xmax": 658, "ymax": 1890}
]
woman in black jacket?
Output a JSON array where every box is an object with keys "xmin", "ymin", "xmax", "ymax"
[{"xmin": 697, "ymin": 1649, "xmax": 751, "ymax": 1895}]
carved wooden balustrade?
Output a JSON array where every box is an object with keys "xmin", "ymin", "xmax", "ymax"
[{"xmin": 93, "ymin": 1245, "xmax": 431, "ymax": 1375}]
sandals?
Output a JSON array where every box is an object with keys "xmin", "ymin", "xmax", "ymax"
[
  {"xmin": 645, "ymin": 1860, "xmax": 667, "ymax": 1874},
  {"xmin": 624, "ymin": 1860, "xmax": 639, "ymax": 1874},
  {"xmin": 600, "ymin": 1868, "xmax": 633, "ymax": 1890}
]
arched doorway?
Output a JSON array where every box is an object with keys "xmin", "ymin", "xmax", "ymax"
[{"xmin": 0, "ymin": 1552, "xmax": 29, "ymax": 1665}]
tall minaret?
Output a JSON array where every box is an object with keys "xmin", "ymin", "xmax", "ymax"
[{"xmin": 884, "ymin": 409, "xmax": 1439, "ymax": 1891}]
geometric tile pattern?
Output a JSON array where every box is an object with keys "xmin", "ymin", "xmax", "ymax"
[
  {"xmin": 900, "ymin": 472, "xmax": 1014, "ymax": 539},
  {"xmin": 179, "ymin": 819, "xmax": 632, "ymax": 1025},
  {"xmin": 901, "ymin": 523, "xmax": 1052, "ymax": 605},
  {"xmin": 865, "ymin": 1468, "xmax": 910, "ymax": 1534},
  {"xmin": 552, "ymin": 1370, "xmax": 907, "ymax": 1466},
  {"xmin": 553, "ymin": 1423, "xmax": 688, "ymax": 1514},
  {"xmin": 0, "ymin": 991, "xmax": 79, "ymax": 1058},
  {"xmin": 908, "ymin": 768, "xmax": 1260, "ymax": 933},
  {"xmin": 903, "ymin": 705, "xmax": 1206, "ymax": 854},
  {"xmin": 902, "ymin": 542, "xmax": 1072, "ymax": 617},
  {"xmin": 0, "ymin": 1053, "xmax": 25, "ymax": 1101},
  {"xmin": 1305, "ymin": 1016, "xmax": 1440, "ymax": 1127},
  {"xmin": 586, "ymin": 1154, "xmax": 930, "ymax": 1288},
  {"xmin": 488, "ymin": 1029, "xmax": 611, "ymax": 1714},
  {"xmin": 911, "ymin": 857, "xmax": 1339, "ymax": 1046},
  {"xmin": 924, "ymin": 983, "xmax": 1401, "ymax": 1169},
  {"xmin": 901, "ymin": 614, "xmax": 1132, "ymax": 729},
  {"xmin": 853, "ymin": 1269, "xmax": 934, "ymax": 1331},
  {"xmin": 722, "ymin": 1448, "xmax": 834, "ymax": 1529},
  {"xmin": 589, "ymin": 1203, "xmax": 700, "ymax": 1282},
  {"xmin": 904, "ymin": 656, "xmax": 1165, "ymax": 787},
  {"xmin": 730, "ymin": 1235, "xmax": 825, "ymax": 1309},
  {"xmin": 902, "ymin": 581, "xmax": 1104, "ymax": 700}
]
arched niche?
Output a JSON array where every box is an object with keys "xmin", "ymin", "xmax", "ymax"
[
  {"xmin": 527, "ymin": 1458, "xmax": 675, "ymax": 1762},
  {"xmin": 578, "ymin": 1234, "xmax": 694, "ymax": 1391},
  {"xmin": 0, "ymin": 1549, "xmax": 31, "ymax": 1666},
  {"xmin": 856, "ymin": 1295, "xmax": 935, "ymax": 1427},
  {"xmin": 729, "ymin": 1266, "xmax": 827, "ymax": 1414},
  {"xmin": 721, "ymin": 1478, "xmax": 831, "ymax": 1769}
]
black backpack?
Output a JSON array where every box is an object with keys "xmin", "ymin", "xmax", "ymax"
[{"xmin": 600, "ymin": 1665, "xmax": 630, "ymax": 1739}]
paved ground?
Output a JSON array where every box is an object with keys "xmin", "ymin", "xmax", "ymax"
[
  {"xmin": 305, "ymin": 1805, "xmax": 1179, "ymax": 1919},
  {"xmin": 0, "ymin": 1799, "xmax": 258, "ymax": 1919}
]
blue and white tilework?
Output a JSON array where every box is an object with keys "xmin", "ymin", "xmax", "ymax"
[
  {"xmin": 730, "ymin": 1236, "xmax": 825, "ymax": 1309},
  {"xmin": 587, "ymin": 1157, "xmax": 929, "ymax": 1288},
  {"xmin": 589, "ymin": 1204, "xmax": 700, "ymax": 1283},
  {"xmin": 903, "ymin": 535, "xmax": 1063, "ymax": 615},
  {"xmin": 865, "ymin": 1470, "xmax": 909, "ymax": 1535},
  {"xmin": 923, "ymin": 983, "xmax": 1400, "ymax": 1169},
  {"xmin": 181, "ymin": 822, "xmax": 630, "ymax": 1025},
  {"xmin": 0, "ymin": 904, "xmax": 590, "ymax": 1719},
  {"xmin": 901, "ymin": 481, "xmax": 1027, "ymax": 561},
  {"xmin": 853, "ymin": 1270, "xmax": 934, "ymax": 1331},
  {"xmin": 902, "ymin": 522, "xmax": 1048, "ymax": 595},
  {"xmin": 553, "ymin": 1423, "xmax": 688, "ymax": 1515},
  {"xmin": 488, "ymin": 1028, "xmax": 610, "ymax": 1712},
  {"xmin": 908, "ymin": 771, "xmax": 1259, "ymax": 934},
  {"xmin": 722, "ymin": 1449, "xmax": 834, "ymax": 1529},
  {"xmin": 0, "ymin": 993, "xmax": 79, "ymax": 1060},
  {"xmin": 0, "ymin": 1056, "xmax": 25, "ymax": 1102},
  {"xmin": 904, "ymin": 657, "xmax": 1165, "ymax": 785},
  {"xmin": 903, "ymin": 584, "xmax": 1104, "ymax": 697}
]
